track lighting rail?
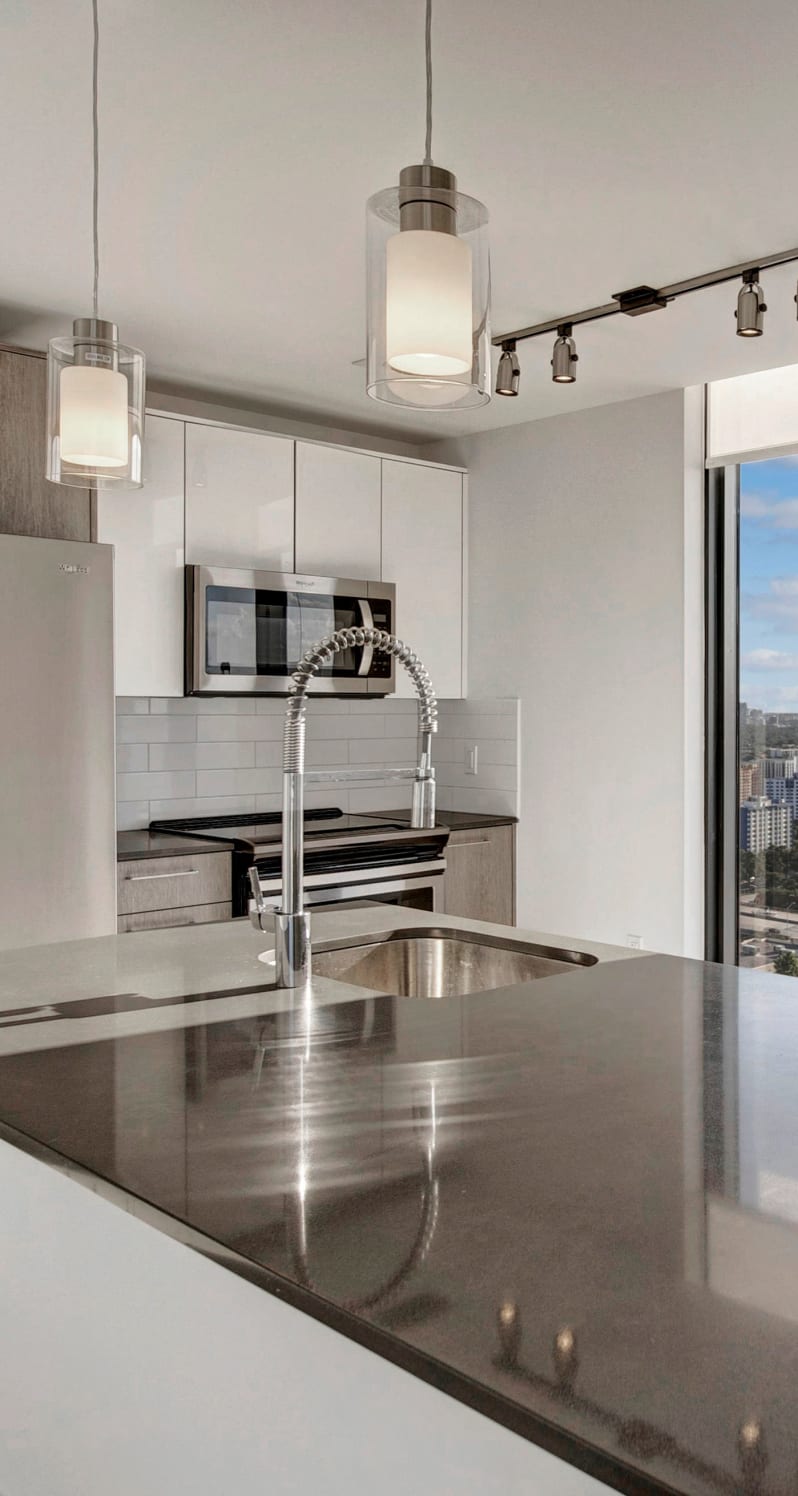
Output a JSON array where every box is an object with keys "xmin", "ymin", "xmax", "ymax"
[{"xmin": 492, "ymin": 242, "xmax": 798, "ymax": 347}]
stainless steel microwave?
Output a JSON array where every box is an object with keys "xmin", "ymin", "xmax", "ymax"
[{"xmin": 185, "ymin": 566, "xmax": 396, "ymax": 696}]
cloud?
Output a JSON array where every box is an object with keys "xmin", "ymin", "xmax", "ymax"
[
  {"xmin": 741, "ymin": 494, "xmax": 798, "ymax": 529},
  {"xmin": 741, "ymin": 649, "xmax": 798, "ymax": 671},
  {"xmin": 743, "ymin": 577, "xmax": 798, "ymax": 635}
]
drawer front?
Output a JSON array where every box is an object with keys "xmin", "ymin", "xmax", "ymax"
[
  {"xmin": 442, "ymin": 825, "xmax": 515, "ymax": 926},
  {"xmin": 117, "ymin": 901, "xmax": 232, "ymax": 933},
  {"xmin": 117, "ymin": 853, "xmax": 231, "ymax": 915}
]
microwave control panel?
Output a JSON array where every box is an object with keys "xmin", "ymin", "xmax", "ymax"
[{"xmin": 369, "ymin": 599, "xmax": 393, "ymax": 679}]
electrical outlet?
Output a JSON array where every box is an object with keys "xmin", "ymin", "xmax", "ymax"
[
  {"xmin": 465, "ymin": 744, "xmax": 478, "ymax": 776},
  {"xmin": 626, "ymin": 933, "xmax": 643, "ymax": 950}
]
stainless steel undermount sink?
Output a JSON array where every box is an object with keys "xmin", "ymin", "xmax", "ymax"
[{"xmin": 313, "ymin": 927, "xmax": 597, "ymax": 999}]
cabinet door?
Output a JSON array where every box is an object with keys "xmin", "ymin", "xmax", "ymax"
[
  {"xmin": 381, "ymin": 461, "xmax": 464, "ymax": 698},
  {"xmin": 442, "ymin": 826, "xmax": 515, "ymax": 925},
  {"xmin": 185, "ymin": 424, "xmax": 294, "ymax": 570},
  {"xmin": 295, "ymin": 442, "xmax": 382, "ymax": 579},
  {"xmin": 96, "ymin": 414, "xmax": 185, "ymax": 697},
  {"xmin": 0, "ymin": 348, "xmax": 91, "ymax": 541}
]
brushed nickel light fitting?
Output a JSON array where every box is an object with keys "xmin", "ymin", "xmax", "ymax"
[
  {"xmin": 366, "ymin": 0, "xmax": 491, "ymax": 410},
  {"xmin": 494, "ymin": 245, "xmax": 798, "ymax": 395},
  {"xmin": 551, "ymin": 324, "xmax": 578, "ymax": 384},
  {"xmin": 495, "ymin": 341, "xmax": 520, "ymax": 397},
  {"xmin": 735, "ymin": 270, "xmax": 766, "ymax": 336},
  {"xmin": 46, "ymin": 0, "xmax": 144, "ymax": 489}
]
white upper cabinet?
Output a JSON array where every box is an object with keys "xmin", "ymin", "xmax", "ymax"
[
  {"xmin": 185, "ymin": 424, "xmax": 294, "ymax": 571},
  {"xmin": 96, "ymin": 413, "xmax": 185, "ymax": 698},
  {"xmin": 295, "ymin": 442, "xmax": 382, "ymax": 580},
  {"xmin": 381, "ymin": 460, "xmax": 465, "ymax": 699}
]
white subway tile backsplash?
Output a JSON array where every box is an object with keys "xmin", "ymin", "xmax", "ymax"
[
  {"xmin": 117, "ymin": 715, "xmax": 197, "ymax": 744},
  {"xmin": 194, "ymin": 741, "xmax": 256, "ymax": 770},
  {"xmin": 254, "ymin": 792, "xmax": 284, "ymax": 813},
  {"xmin": 305, "ymin": 739, "xmax": 350, "ymax": 766},
  {"xmin": 349, "ymin": 786, "xmax": 414, "ymax": 813},
  {"xmin": 148, "ymin": 742, "xmax": 203, "ymax": 772},
  {"xmin": 195, "ymin": 767, "xmax": 281, "ymax": 798},
  {"xmin": 196, "ymin": 714, "xmax": 282, "ymax": 742},
  {"xmin": 115, "ymin": 696, "xmax": 519, "ymax": 825},
  {"xmin": 311, "ymin": 713, "xmax": 386, "ymax": 739},
  {"xmin": 117, "ymin": 743, "xmax": 148, "ymax": 773},
  {"xmin": 148, "ymin": 698, "xmax": 201, "ymax": 715},
  {"xmin": 117, "ymin": 697, "xmax": 150, "ymax": 715},
  {"xmin": 117, "ymin": 801, "xmax": 149, "ymax": 830},
  {"xmin": 146, "ymin": 798, "xmax": 206, "ymax": 821},
  {"xmin": 254, "ymin": 741, "xmax": 282, "ymax": 768},
  {"xmin": 117, "ymin": 770, "xmax": 197, "ymax": 801},
  {"xmin": 349, "ymin": 736, "xmax": 417, "ymax": 764},
  {"xmin": 473, "ymin": 738, "xmax": 517, "ymax": 766}
]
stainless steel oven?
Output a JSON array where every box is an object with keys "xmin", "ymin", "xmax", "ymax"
[{"xmin": 185, "ymin": 567, "xmax": 396, "ymax": 696}]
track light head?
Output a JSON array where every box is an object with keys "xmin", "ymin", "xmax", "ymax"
[
  {"xmin": 736, "ymin": 271, "xmax": 766, "ymax": 337},
  {"xmin": 495, "ymin": 341, "xmax": 520, "ymax": 397},
  {"xmin": 552, "ymin": 324, "xmax": 578, "ymax": 383}
]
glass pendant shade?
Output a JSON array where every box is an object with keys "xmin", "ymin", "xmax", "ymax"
[
  {"xmin": 46, "ymin": 319, "xmax": 145, "ymax": 488},
  {"xmin": 367, "ymin": 164, "xmax": 490, "ymax": 410}
]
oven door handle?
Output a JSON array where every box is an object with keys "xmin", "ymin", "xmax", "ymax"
[{"xmin": 357, "ymin": 598, "xmax": 375, "ymax": 676}]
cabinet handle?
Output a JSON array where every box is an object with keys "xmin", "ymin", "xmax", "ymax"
[
  {"xmin": 125, "ymin": 870, "xmax": 200, "ymax": 881},
  {"xmin": 451, "ymin": 839, "xmax": 489, "ymax": 848}
]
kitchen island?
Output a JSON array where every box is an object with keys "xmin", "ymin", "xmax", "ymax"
[{"xmin": 0, "ymin": 909, "xmax": 794, "ymax": 1496}]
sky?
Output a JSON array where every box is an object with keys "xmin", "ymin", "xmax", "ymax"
[{"xmin": 740, "ymin": 456, "xmax": 798, "ymax": 713}]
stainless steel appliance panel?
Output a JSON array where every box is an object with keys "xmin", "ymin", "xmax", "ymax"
[
  {"xmin": 0, "ymin": 535, "xmax": 116, "ymax": 950},
  {"xmin": 186, "ymin": 567, "xmax": 396, "ymax": 696}
]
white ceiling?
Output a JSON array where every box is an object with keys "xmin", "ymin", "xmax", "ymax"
[{"xmin": 4, "ymin": 0, "xmax": 798, "ymax": 443}]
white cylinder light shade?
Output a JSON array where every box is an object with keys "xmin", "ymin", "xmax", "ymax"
[
  {"xmin": 386, "ymin": 230, "xmax": 473, "ymax": 376},
  {"xmin": 367, "ymin": 182, "xmax": 490, "ymax": 410},
  {"xmin": 46, "ymin": 324, "xmax": 145, "ymax": 489},
  {"xmin": 59, "ymin": 365, "xmax": 129, "ymax": 467}
]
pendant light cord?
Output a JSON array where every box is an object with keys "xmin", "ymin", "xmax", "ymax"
[
  {"xmin": 423, "ymin": 0, "xmax": 433, "ymax": 164},
  {"xmin": 91, "ymin": 0, "xmax": 100, "ymax": 318}
]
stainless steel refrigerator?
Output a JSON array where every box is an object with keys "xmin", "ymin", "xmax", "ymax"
[{"xmin": 0, "ymin": 534, "xmax": 116, "ymax": 951}]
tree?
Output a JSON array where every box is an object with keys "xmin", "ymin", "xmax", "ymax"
[{"xmin": 773, "ymin": 949, "xmax": 798, "ymax": 978}]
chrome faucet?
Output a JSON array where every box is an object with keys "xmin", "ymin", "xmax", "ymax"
[{"xmin": 249, "ymin": 627, "xmax": 438, "ymax": 987}]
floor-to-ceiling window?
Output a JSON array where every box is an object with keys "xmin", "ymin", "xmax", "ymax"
[{"xmin": 738, "ymin": 457, "xmax": 798, "ymax": 976}]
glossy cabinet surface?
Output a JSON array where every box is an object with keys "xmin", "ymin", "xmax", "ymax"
[
  {"xmin": 381, "ymin": 460, "xmax": 464, "ymax": 698},
  {"xmin": 295, "ymin": 442, "xmax": 381, "ymax": 579},
  {"xmin": 441, "ymin": 824, "xmax": 515, "ymax": 925},
  {"xmin": 185, "ymin": 423, "xmax": 294, "ymax": 570},
  {"xmin": 97, "ymin": 414, "xmax": 185, "ymax": 697}
]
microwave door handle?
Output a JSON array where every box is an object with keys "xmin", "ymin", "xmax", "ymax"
[{"xmin": 357, "ymin": 599, "xmax": 374, "ymax": 676}]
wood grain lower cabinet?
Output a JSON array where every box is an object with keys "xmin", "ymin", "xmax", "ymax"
[
  {"xmin": 0, "ymin": 347, "xmax": 91, "ymax": 541},
  {"xmin": 440, "ymin": 825, "xmax": 515, "ymax": 927},
  {"xmin": 118, "ymin": 902, "xmax": 231, "ymax": 934},
  {"xmin": 117, "ymin": 852, "xmax": 232, "ymax": 932}
]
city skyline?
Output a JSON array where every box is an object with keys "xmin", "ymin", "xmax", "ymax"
[{"xmin": 741, "ymin": 455, "xmax": 798, "ymax": 712}]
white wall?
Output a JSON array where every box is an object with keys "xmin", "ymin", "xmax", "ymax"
[{"xmin": 429, "ymin": 389, "xmax": 704, "ymax": 957}]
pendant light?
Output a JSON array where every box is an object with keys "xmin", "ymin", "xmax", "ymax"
[
  {"xmin": 366, "ymin": 0, "xmax": 490, "ymax": 410},
  {"xmin": 46, "ymin": 0, "xmax": 144, "ymax": 488}
]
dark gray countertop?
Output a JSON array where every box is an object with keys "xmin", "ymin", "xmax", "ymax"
[
  {"xmin": 362, "ymin": 808, "xmax": 518, "ymax": 830},
  {"xmin": 117, "ymin": 830, "xmax": 236, "ymax": 861},
  {"xmin": 1, "ymin": 948, "xmax": 797, "ymax": 1494}
]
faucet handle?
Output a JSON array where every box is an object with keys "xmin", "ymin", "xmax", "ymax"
[{"xmin": 248, "ymin": 865, "xmax": 272, "ymax": 932}]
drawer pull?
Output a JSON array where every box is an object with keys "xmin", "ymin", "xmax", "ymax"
[
  {"xmin": 125, "ymin": 869, "xmax": 200, "ymax": 881},
  {"xmin": 451, "ymin": 839, "xmax": 488, "ymax": 848}
]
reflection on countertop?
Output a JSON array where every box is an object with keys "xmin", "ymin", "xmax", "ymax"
[{"xmin": 3, "ymin": 915, "xmax": 798, "ymax": 1493}]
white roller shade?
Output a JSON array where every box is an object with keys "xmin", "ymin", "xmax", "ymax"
[{"xmin": 707, "ymin": 363, "xmax": 798, "ymax": 467}]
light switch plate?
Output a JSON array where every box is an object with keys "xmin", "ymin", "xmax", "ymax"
[{"xmin": 465, "ymin": 744, "xmax": 478, "ymax": 775}]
